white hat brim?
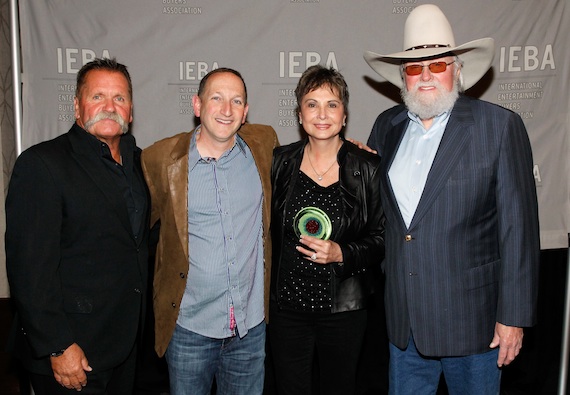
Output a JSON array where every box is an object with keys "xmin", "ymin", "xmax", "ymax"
[{"xmin": 364, "ymin": 37, "xmax": 495, "ymax": 90}]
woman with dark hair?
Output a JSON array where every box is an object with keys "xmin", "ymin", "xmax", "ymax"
[{"xmin": 269, "ymin": 65, "xmax": 385, "ymax": 395}]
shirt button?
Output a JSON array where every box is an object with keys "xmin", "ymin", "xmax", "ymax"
[{"xmin": 179, "ymin": 273, "xmax": 185, "ymax": 278}]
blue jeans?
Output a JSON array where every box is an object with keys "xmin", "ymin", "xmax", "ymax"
[
  {"xmin": 165, "ymin": 321, "xmax": 266, "ymax": 395},
  {"xmin": 389, "ymin": 336, "xmax": 501, "ymax": 395}
]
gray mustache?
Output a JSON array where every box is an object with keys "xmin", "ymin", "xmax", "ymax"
[{"xmin": 84, "ymin": 111, "xmax": 129, "ymax": 134}]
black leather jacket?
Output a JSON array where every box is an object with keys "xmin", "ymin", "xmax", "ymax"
[{"xmin": 270, "ymin": 139, "xmax": 385, "ymax": 313}]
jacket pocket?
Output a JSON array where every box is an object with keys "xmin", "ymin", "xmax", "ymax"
[
  {"xmin": 63, "ymin": 295, "xmax": 93, "ymax": 314},
  {"xmin": 463, "ymin": 259, "xmax": 499, "ymax": 290}
]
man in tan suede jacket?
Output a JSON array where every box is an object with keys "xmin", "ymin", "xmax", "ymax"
[{"xmin": 141, "ymin": 68, "xmax": 278, "ymax": 395}]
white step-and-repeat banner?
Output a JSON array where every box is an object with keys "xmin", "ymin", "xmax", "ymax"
[{"xmin": 18, "ymin": 0, "xmax": 570, "ymax": 249}]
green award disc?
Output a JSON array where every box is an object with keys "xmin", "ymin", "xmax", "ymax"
[{"xmin": 293, "ymin": 206, "xmax": 332, "ymax": 240}]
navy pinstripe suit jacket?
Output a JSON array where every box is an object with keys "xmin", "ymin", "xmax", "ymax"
[{"xmin": 367, "ymin": 95, "xmax": 540, "ymax": 357}]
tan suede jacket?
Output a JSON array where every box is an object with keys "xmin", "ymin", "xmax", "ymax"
[{"xmin": 141, "ymin": 123, "xmax": 278, "ymax": 357}]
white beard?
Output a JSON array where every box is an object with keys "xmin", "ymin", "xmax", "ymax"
[{"xmin": 401, "ymin": 79, "xmax": 459, "ymax": 120}]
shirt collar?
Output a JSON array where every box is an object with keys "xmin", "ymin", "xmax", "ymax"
[
  {"xmin": 188, "ymin": 125, "xmax": 248, "ymax": 171},
  {"xmin": 79, "ymin": 124, "xmax": 133, "ymax": 164},
  {"xmin": 407, "ymin": 110, "xmax": 451, "ymax": 134}
]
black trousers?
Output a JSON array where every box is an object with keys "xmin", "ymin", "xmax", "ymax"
[
  {"xmin": 268, "ymin": 304, "xmax": 367, "ymax": 395},
  {"xmin": 29, "ymin": 345, "xmax": 137, "ymax": 395}
]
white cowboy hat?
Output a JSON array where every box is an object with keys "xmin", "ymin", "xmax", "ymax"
[{"xmin": 363, "ymin": 4, "xmax": 495, "ymax": 90}]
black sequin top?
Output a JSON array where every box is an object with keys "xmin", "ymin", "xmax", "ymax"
[{"xmin": 277, "ymin": 171, "xmax": 341, "ymax": 312}]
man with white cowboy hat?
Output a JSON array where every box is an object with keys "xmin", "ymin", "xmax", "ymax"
[{"xmin": 364, "ymin": 4, "xmax": 539, "ymax": 394}]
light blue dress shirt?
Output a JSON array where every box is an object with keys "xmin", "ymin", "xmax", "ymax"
[
  {"xmin": 388, "ymin": 111, "xmax": 451, "ymax": 228},
  {"xmin": 177, "ymin": 128, "xmax": 265, "ymax": 339}
]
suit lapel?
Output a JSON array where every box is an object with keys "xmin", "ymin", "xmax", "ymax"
[
  {"xmin": 381, "ymin": 110, "xmax": 410, "ymax": 231},
  {"xmin": 132, "ymin": 149, "xmax": 150, "ymax": 247},
  {"xmin": 68, "ymin": 126, "xmax": 133, "ymax": 236},
  {"xmin": 409, "ymin": 96, "xmax": 475, "ymax": 229},
  {"xmin": 166, "ymin": 131, "xmax": 193, "ymax": 259}
]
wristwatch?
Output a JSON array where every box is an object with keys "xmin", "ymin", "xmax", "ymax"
[{"xmin": 50, "ymin": 348, "xmax": 67, "ymax": 357}]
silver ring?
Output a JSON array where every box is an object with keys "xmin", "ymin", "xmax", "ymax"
[{"xmin": 311, "ymin": 253, "xmax": 317, "ymax": 260}]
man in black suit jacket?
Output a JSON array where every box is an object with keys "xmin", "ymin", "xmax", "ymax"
[
  {"xmin": 363, "ymin": 4, "xmax": 539, "ymax": 394},
  {"xmin": 6, "ymin": 58, "xmax": 149, "ymax": 394}
]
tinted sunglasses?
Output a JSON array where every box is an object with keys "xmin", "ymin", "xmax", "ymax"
[{"xmin": 402, "ymin": 61, "xmax": 455, "ymax": 76}]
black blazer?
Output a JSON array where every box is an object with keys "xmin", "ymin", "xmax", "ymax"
[
  {"xmin": 6, "ymin": 124, "xmax": 149, "ymax": 374},
  {"xmin": 270, "ymin": 139, "xmax": 385, "ymax": 313},
  {"xmin": 367, "ymin": 95, "xmax": 540, "ymax": 356}
]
